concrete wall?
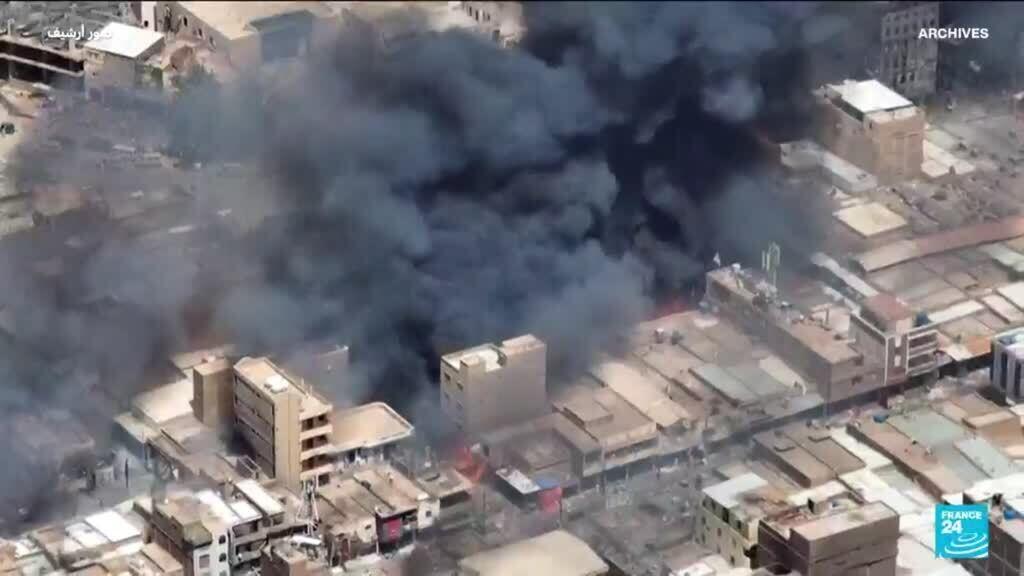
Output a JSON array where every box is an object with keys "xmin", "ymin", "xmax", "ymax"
[
  {"xmin": 442, "ymin": 338, "xmax": 548, "ymax": 438},
  {"xmin": 818, "ymin": 97, "xmax": 925, "ymax": 185},
  {"xmin": 697, "ymin": 498, "xmax": 756, "ymax": 568}
]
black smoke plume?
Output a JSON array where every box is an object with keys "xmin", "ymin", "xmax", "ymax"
[{"xmin": 1, "ymin": 1, "xmax": 859, "ymax": 522}]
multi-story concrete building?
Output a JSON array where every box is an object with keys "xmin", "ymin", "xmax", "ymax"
[
  {"xmin": 194, "ymin": 489, "xmax": 265, "ymax": 572},
  {"xmin": 153, "ymin": 2, "xmax": 340, "ymax": 69},
  {"xmin": 878, "ymin": 2, "xmax": 940, "ymax": 100},
  {"xmin": 697, "ymin": 473, "xmax": 785, "ymax": 569},
  {"xmin": 150, "ymin": 496, "xmax": 231, "ymax": 576},
  {"xmin": 192, "ymin": 357, "xmax": 234, "ymax": 433},
  {"xmin": 705, "ymin": 267, "xmax": 883, "ymax": 405},
  {"xmin": 331, "ymin": 401, "xmax": 413, "ymax": 469},
  {"xmin": 849, "ymin": 293, "xmax": 939, "ymax": 388},
  {"xmin": 551, "ymin": 385, "xmax": 659, "ymax": 478},
  {"xmin": 757, "ymin": 497, "xmax": 899, "ymax": 576},
  {"xmin": 261, "ymin": 542, "xmax": 329, "ymax": 576},
  {"xmin": 82, "ymin": 22, "xmax": 164, "ymax": 96},
  {"xmin": 815, "ymin": 79, "xmax": 925, "ymax": 185},
  {"xmin": 440, "ymin": 335, "xmax": 548, "ymax": 439},
  {"xmin": 992, "ymin": 327, "xmax": 1024, "ymax": 402},
  {"xmin": 233, "ymin": 356, "xmax": 334, "ymax": 491}
]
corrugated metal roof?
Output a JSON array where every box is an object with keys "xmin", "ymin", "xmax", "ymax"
[
  {"xmin": 726, "ymin": 364, "xmax": 790, "ymax": 400},
  {"xmin": 935, "ymin": 445, "xmax": 988, "ymax": 486},
  {"xmin": 691, "ymin": 364, "xmax": 757, "ymax": 406},
  {"xmin": 855, "ymin": 216, "xmax": 1024, "ymax": 273},
  {"xmin": 888, "ymin": 410, "xmax": 965, "ymax": 449},
  {"xmin": 954, "ymin": 437, "xmax": 1020, "ymax": 479}
]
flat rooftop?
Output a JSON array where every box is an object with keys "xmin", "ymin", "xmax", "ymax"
[
  {"xmin": 332, "ymin": 401, "xmax": 413, "ymax": 453},
  {"xmin": 459, "ymin": 530, "xmax": 608, "ymax": 576},
  {"xmin": 176, "ymin": 1, "xmax": 333, "ymax": 40},
  {"xmin": 84, "ymin": 22, "xmax": 163, "ymax": 59},
  {"xmin": 351, "ymin": 465, "xmax": 427, "ymax": 517},
  {"xmin": 553, "ymin": 386, "xmax": 657, "ymax": 452},
  {"xmin": 233, "ymin": 356, "xmax": 331, "ymax": 414},
  {"xmin": 827, "ymin": 79, "xmax": 913, "ymax": 114},
  {"xmin": 792, "ymin": 500, "xmax": 897, "ymax": 542},
  {"xmin": 442, "ymin": 334, "xmax": 543, "ymax": 373}
]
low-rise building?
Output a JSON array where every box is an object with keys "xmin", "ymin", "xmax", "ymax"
[
  {"xmin": 705, "ymin": 266, "xmax": 883, "ymax": 405},
  {"xmin": 154, "ymin": 2, "xmax": 341, "ymax": 69},
  {"xmin": 757, "ymin": 497, "xmax": 899, "ymax": 576},
  {"xmin": 849, "ymin": 293, "xmax": 940, "ymax": 387},
  {"xmin": 261, "ymin": 541, "xmax": 329, "ymax": 576},
  {"xmin": 457, "ymin": 529, "xmax": 609, "ymax": 576},
  {"xmin": 697, "ymin": 472, "xmax": 791, "ymax": 568},
  {"xmin": 316, "ymin": 478, "xmax": 379, "ymax": 565},
  {"xmin": 961, "ymin": 499, "xmax": 1024, "ymax": 576},
  {"xmin": 83, "ymin": 22, "xmax": 164, "ymax": 95},
  {"xmin": 29, "ymin": 509, "xmax": 148, "ymax": 574},
  {"xmin": 350, "ymin": 464, "xmax": 437, "ymax": 548},
  {"xmin": 331, "ymin": 402, "xmax": 413, "ymax": 469},
  {"xmin": 149, "ymin": 496, "xmax": 230, "ymax": 576},
  {"xmin": 441, "ymin": 335, "xmax": 548, "ymax": 439},
  {"xmin": 552, "ymin": 385, "xmax": 659, "ymax": 477},
  {"xmin": 815, "ymin": 79, "xmax": 925, "ymax": 184}
]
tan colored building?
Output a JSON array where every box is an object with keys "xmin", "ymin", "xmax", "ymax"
[
  {"xmin": 149, "ymin": 497, "xmax": 231, "ymax": 576},
  {"xmin": 331, "ymin": 401, "xmax": 413, "ymax": 468},
  {"xmin": 757, "ymin": 498, "xmax": 899, "ymax": 576},
  {"xmin": 849, "ymin": 293, "xmax": 939, "ymax": 388},
  {"xmin": 192, "ymin": 357, "xmax": 234, "ymax": 432},
  {"xmin": 83, "ymin": 22, "xmax": 165, "ymax": 95},
  {"xmin": 458, "ymin": 530, "xmax": 609, "ymax": 576},
  {"xmin": 154, "ymin": 2, "xmax": 340, "ymax": 69},
  {"xmin": 816, "ymin": 79, "xmax": 924, "ymax": 184},
  {"xmin": 552, "ymin": 385, "xmax": 659, "ymax": 478},
  {"xmin": 233, "ymin": 357, "xmax": 334, "ymax": 491},
  {"xmin": 754, "ymin": 425, "xmax": 866, "ymax": 489},
  {"xmin": 705, "ymin": 267, "xmax": 883, "ymax": 405},
  {"xmin": 441, "ymin": 335, "xmax": 548, "ymax": 438},
  {"xmin": 260, "ymin": 542, "xmax": 329, "ymax": 576},
  {"xmin": 697, "ymin": 471, "xmax": 801, "ymax": 569}
]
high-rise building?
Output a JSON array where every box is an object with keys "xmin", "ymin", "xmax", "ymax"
[
  {"xmin": 440, "ymin": 335, "xmax": 548, "ymax": 439},
  {"xmin": 233, "ymin": 357, "xmax": 334, "ymax": 491}
]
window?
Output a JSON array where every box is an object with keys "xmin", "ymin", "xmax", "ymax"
[
  {"xmin": 1015, "ymin": 365, "xmax": 1022, "ymax": 398},
  {"xmin": 210, "ymin": 36, "xmax": 216, "ymax": 48},
  {"xmin": 182, "ymin": 16, "xmax": 189, "ymax": 28},
  {"xmin": 218, "ymin": 554, "xmax": 226, "ymax": 562},
  {"xmin": 199, "ymin": 555, "xmax": 210, "ymax": 569},
  {"xmin": 218, "ymin": 536, "xmax": 226, "ymax": 544},
  {"xmin": 852, "ymin": 376, "xmax": 863, "ymax": 386},
  {"xmin": 894, "ymin": 354, "xmax": 902, "ymax": 368}
]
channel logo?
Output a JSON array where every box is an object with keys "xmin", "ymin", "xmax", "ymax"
[{"xmin": 935, "ymin": 504, "xmax": 989, "ymax": 559}]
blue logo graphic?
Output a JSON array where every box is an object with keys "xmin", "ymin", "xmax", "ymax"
[{"xmin": 936, "ymin": 504, "xmax": 989, "ymax": 559}]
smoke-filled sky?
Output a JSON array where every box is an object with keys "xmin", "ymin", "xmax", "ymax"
[{"xmin": 0, "ymin": 1, "xmax": 878, "ymax": 523}]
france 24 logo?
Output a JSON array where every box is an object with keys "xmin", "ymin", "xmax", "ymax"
[{"xmin": 935, "ymin": 504, "xmax": 989, "ymax": 559}]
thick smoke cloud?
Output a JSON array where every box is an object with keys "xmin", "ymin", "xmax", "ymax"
[{"xmin": 0, "ymin": 1, "xmax": 855, "ymax": 522}]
